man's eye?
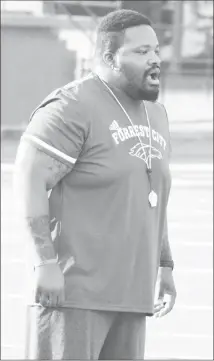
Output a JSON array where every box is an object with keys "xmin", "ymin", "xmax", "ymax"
[
  {"xmin": 136, "ymin": 50, "xmax": 148, "ymax": 55},
  {"xmin": 155, "ymin": 50, "xmax": 160, "ymax": 55}
]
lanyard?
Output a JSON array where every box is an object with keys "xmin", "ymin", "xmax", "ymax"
[{"xmin": 97, "ymin": 76, "xmax": 158, "ymax": 207}]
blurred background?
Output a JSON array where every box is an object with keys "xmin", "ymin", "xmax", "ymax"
[{"xmin": 1, "ymin": 1, "xmax": 213, "ymax": 359}]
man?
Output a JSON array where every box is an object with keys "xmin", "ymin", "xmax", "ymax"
[{"xmin": 14, "ymin": 9, "xmax": 176, "ymax": 360}]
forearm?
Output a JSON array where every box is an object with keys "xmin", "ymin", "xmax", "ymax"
[
  {"xmin": 160, "ymin": 236, "xmax": 174, "ymax": 269},
  {"xmin": 160, "ymin": 215, "xmax": 174, "ymax": 269},
  {"xmin": 14, "ymin": 169, "xmax": 56, "ymax": 263},
  {"xmin": 26, "ymin": 214, "xmax": 56, "ymax": 263}
]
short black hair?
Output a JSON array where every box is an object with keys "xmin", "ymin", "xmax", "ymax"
[{"xmin": 95, "ymin": 9, "xmax": 152, "ymax": 57}]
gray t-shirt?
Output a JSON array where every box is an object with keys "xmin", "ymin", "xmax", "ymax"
[{"xmin": 24, "ymin": 73, "xmax": 171, "ymax": 315}]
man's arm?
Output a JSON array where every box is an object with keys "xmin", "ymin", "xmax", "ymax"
[
  {"xmin": 14, "ymin": 139, "xmax": 72, "ymax": 307},
  {"xmin": 154, "ymin": 213, "xmax": 176, "ymax": 317},
  {"xmin": 160, "ymin": 243, "xmax": 174, "ymax": 268},
  {"xmin": 159, "ymin": 219, "xmax": 174, "ymax": 270},
  {"xmin": 14, "ymin": 139, "xmax": 71, "ymax": 264}
]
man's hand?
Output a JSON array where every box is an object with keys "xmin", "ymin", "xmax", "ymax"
[
  {"xmin": 154, "ymin": 267, "xmax": 177, "ymax": 317},
  {"xmin": 34, "ymin": 263, "xmax": 65, "ymax": 307}
]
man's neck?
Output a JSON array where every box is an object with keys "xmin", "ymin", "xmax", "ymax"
[{"xmin": 94, "ymin": 70, "xmax": 142, "ymax": 107}]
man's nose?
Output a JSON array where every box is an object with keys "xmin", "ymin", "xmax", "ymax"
[{"xmin": 147, "ymin": 54, "xmax": 161, "ymax": 67}]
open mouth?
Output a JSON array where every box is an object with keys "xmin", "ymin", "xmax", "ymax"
[{"xmin": 146, "ymin": 69, "xmax": 160, "ymax": 85}]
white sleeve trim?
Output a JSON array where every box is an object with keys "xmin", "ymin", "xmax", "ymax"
[{"xmin": 22, "ymin": 134, "xmax": 77, "ymax": 165}]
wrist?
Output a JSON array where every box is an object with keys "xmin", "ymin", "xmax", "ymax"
[{"xmin": 160, "ymin": 260, "xmax": 174, "ymax": 270}]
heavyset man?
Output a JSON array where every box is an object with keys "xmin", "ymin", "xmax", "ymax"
[{"xmin": 14, "ymin": 9, "xmax": 176, "ymax": 360}]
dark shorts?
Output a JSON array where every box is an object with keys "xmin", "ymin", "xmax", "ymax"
[{"xmin": 25, "ymin": 305, "xmax": 146, "ymax": 360}]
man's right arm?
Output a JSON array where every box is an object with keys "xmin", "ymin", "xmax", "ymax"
[
  {"xmin": 14, "ymin": 138, "xmax": 73, "ymax": 307},
  {"xmin": 14, "ymin": 138, "xmax": 71, "ymax": 264},
  {"xmin": 13, "ymin": 88, "xmax": 88, "ymax": 307}
]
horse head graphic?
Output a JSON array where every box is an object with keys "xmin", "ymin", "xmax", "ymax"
[{"xmin": 129, "ymin": 142, "xmax": 162, "ymax": 166}]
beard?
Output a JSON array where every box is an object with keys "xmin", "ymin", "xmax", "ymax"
[
  {"xmin": 131, "ymin": 85, "xmax": 159, "ymax": 102},
  {"xmin": 119, "ymin": 65, "xmax": 160, "ymax": 102}
]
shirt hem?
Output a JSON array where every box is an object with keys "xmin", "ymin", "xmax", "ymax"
[{"xmin": 27, "ymin": 301, "xmax": 154, "ymax": 316}]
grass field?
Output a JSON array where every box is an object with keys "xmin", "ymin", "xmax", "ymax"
[{"xmin": 1, "ymin": 141, "xmax": 213, "ymax": 359}]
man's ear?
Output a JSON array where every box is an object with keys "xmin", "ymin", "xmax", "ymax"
[
  {"xmin": 102, "ymin": 51, "xmax": 114, "ymax": 69},
  {"xmin": 102, "ymin": 51, "xmax": 120, "ymax": 72}
]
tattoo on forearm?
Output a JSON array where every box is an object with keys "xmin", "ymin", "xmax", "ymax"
[
  {"xmin": 26, "ymin": 215, "xmax": 56, "ymax": 261},
  {"xmin": 46, "ymin": 157, "xmax": 71, "ymax": 189}
]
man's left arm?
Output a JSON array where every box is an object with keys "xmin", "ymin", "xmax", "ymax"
[
  {"xmin": 160, "ymin": 215, "xmax": 174, "ymax": 269},
  {"xmin": 154, "ymin": 214, "xmax": 177, "ymax": 317}
]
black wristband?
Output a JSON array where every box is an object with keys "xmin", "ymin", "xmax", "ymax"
[{"xmin": 160, "ymin": 260, "xmax": 174, "ymax": 270}]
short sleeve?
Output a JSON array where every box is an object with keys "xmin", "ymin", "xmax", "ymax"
[{"xmin": 22, "ymin": 89, "xmax": 89, "ymax": 168}]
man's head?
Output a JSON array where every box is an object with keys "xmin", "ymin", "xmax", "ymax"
[{"xmin": 94, "ymin": 9, "xmax": 161, "ymax": 101}]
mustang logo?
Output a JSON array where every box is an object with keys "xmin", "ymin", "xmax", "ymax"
[{"xmin": 129, "ymin": 142, "xmax": 162, "ymax": 167}]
